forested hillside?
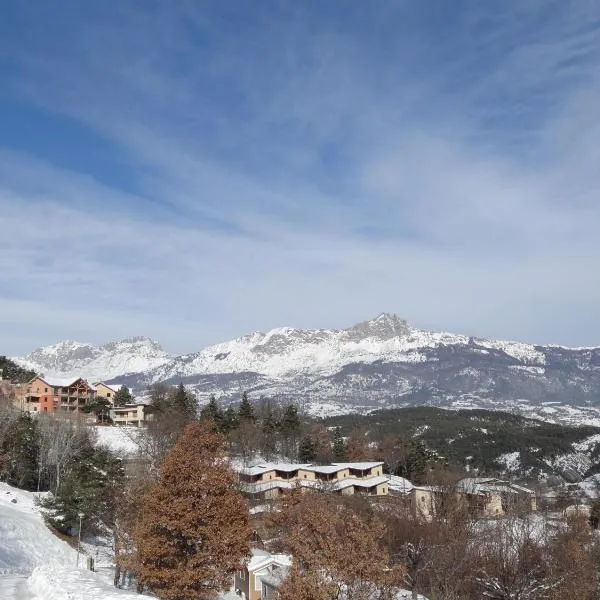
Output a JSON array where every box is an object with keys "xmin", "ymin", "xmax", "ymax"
[
  {"xmin": 324, "ymin": 407, "xmax": 600, "ymax": 480},
  {"xmin": 0, "ymin": 355, "xmax": 36, "ymax": 383}
]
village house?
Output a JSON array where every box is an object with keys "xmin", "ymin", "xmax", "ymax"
[
  {"xmin": 457, "ymin": 478, "xmax": 537, "ymax": 515},
  {"xmin": 236, "ymin": 462, "xmax": 389, "ymax": 500},
  {"xmin": 94, "ymin": 381, "xmax": 149, "ymax": 426},
  {"xmin": 16, "ymin": 376, "xmax": 96, "ymax": 415},
  {"xmin": 234, "ymin": 549, "xmax": 292, "ymax": 600},
  {"xmin": 109, "ymin": 403, "xmax": 147, "ymax": 427},
  {"xmin": 93, "ymin": 382, "xmax": 125, "ymax": 402}
]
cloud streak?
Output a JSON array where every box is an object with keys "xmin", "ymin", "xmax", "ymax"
[{"xmin": 1, "ymin": 1, "xmax": 600, "ymax": 354}]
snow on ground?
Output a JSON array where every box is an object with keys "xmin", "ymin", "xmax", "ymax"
[
  {"xmin": 29, "ymin": 566, "xmax": 141, "ymax": 600},
  {"xmin": 0, "ymin": 482, "xmax": 139, "ymax": 599},
  {"xmin": 93, "ymin": 425, "xmax": 140, "ymax": 455},
  {"xmin": 0, "ymin": 483, "xmax": 74, "ymax": 575}
]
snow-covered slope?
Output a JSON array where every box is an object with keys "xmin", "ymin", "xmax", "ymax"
[
  {"xmin": 14, "ymin": 337, "xmax": 171, "ymax": 382},
  {"xmin": 0, "ymin": 482, "xmax": 152, "ymax": 599}
]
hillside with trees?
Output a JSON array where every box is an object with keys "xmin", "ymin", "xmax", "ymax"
[{"xmin": 0, "ymin": 355, "xmax": 36, "ymax": 383}]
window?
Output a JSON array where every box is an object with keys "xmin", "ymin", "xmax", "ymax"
[
  {"xmin": 44, "ymin": 388, "xmax": 48, "ymax": 392},
  {"xmin": 107, "ymin": 393, "xmax": 111, "ymax": 398}
]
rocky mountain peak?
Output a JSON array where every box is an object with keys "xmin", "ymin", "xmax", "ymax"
[{"xmin": 343, "ymin": 313, "xmax": 410, "ymax": 341}]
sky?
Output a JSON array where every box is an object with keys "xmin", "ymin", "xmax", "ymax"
[{"xmin": 1, "ymin": 1, "xmax": 600, "ymax": 355}]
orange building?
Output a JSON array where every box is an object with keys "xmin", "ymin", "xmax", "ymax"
[{"xmin": 22, "ymin": 376, "xmax": 96, "ymax": 414}]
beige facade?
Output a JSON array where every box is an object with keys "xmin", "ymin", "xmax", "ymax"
[
  {"xmin": 110, "ymin": 403, "xmax": 147, "ymax": 426},
  {"xmin": 94, "ymin": 382, "xmax": 120, "ymax": 402},
  {"xmin": 411, "ymin": 478, "xmax": 537, "ymax": 521},
  {"xmin": 234, "ymin": 549, "xmax": 291, "ymax": 600},
  {"xmin": 237, "ymin": 462, "xmax": 388, "ymax": 500}
]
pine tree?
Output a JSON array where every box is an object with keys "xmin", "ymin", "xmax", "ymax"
[
  {"xmin": 199, "ymin": 395, "xmax": 223, "ymax": 431},
  {"xmin": 332, "ymin": 428, "xmax": 346, "ymax": 462},
  {"xmin": 113, "ymin": 385, "xmax": 133, "ymax": 407},
  {"xmin": 222, "ymin": 406, "xmax": 239, "ymax": 432},
  {"xmin": 261, "ymin": 404, "xmax": 278, "ymax": 460},
  {"xmin": 135, "ymin": 421, "xmax": 251, "ymax": 600},
  {"xmin": 83, "ymin": 396, "xmax": 112, "ymax": 423},
  {"xmin": 279, "ymin": 404, "xmax": 300, "ymax": 459},
  {"xmin": 237, "ymin": 391, "xmax": 255, "ymax": 422},
  {"xmin": 171, "ymin": 383, "xmax": 197, "ymax": 421},
  {"xmin": 298, "ymin": 434, "xmax": 317, "ymax": 462}
]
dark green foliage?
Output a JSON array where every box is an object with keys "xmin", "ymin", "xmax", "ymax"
[
  {"xmin": 112, "ymin": 386, "xmax": 133, "ymax": 407},
  {"xmin": 332, "ymin": 427, "xmax": 346, "ymax": 461},
  {"xmin": 222, "ymin": 406, "xmax": 239, "ymax": 432},
  {"xmin": 298, "ymin": 434, "xmax": 317, "ymax": 462},
  {"xmin": 171, "ymin": 383, "xmax": 197, "ymax": 420},
  {"xmin": 0, "ymin": 412, "xmax": 38, "ymax": 489},
  {"xmin": 0, "ymin": 356, "xmax": 36, "ymax": 383},
  {"xmin": 41, "ymin": 441, "xmax": 124, "ymax": 537},
  {"xmin": 261, "ymin": 404, "xmax": 278, "ymax": 458},
  {"xmin": 145, "ymin": 382, "xmax": 197, "ymax": 424},
  {"xmin": 324, "ymin": 406, "xmax": 600, "ymax": 478},
  {"xmin": 280, "ymin": 404, "xmax": 301, "ymax": 437},
  {"xmin": 238, "ymin": 391, "xmax": 255, "ymax": 422},
  {"xmin": 83, "ymin": 396, "xmax": 112, "ymax": 424},
  {"xmin": 200, "ymin": 395, "xmax": 224, "ymax": 431}
]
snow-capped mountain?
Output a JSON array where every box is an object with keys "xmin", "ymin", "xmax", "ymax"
[
  {"xmin": 14, "ymin": 337, "xmax": 171, "ymax": 382},
  {"xmin": 13, "ymin": 314, "xmax": 600, "ymax": 422}
]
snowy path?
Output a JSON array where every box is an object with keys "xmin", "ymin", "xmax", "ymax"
[{"xmin": 0, "ymin": 575, "xmax": 32, "ymax": 599}]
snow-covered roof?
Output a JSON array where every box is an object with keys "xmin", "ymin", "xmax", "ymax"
[
  {"xmin": 332, "ymin": 462, "xmax": 384, "ymax": 470},
  {"xmin": 247, "ymin": 548, "xmax": 292, "ymax": 572},
  {"xmin": 39, "ymin": 376, "xmax": 83, "ymax": 387},
  {"xmin": 387, "ymin": 475, "xmax": 414, "ymax": 494},
  {"xmin": 457, "ymin": 478, "xmax": 534, "ymax": 496},
  {"xmin": 239, "ymin": 463, "xmax": 311, "ymax": 476},
  {"xmin": 237, "ymin": 461, "xmax": 383, "ymax": 477}
]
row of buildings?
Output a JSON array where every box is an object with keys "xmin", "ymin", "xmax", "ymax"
[
  {"xmin": 6, "ymin": 375, "xmax": 147, "ymax": 426},
  {"xmin": 235, "ymin": 461, "xmax": 537, "ymax": 519},
  {"xmin": 230, "ymin": 471, "xmax": 538, "ymax": 600}
]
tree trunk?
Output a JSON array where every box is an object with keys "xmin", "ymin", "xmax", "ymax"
[{"xmin": 113, "ymin": 564, "xmax": 121, "ymax": 587}]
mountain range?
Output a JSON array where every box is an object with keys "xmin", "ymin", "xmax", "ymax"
[{"xmin": 13, "ymin": 314, "xmax": 600, "ymax": 424}]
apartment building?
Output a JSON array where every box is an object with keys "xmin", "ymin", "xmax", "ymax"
[
  {"xmin": 18, "ymin": 376, "xmax": 96, "ymax": 414},
  {"xmin": 237, "ymin": 462, "xmax": 388, "ymax": 499},
  {"xmin": 109, "ymin": 403, "xmax": 147, "ymax": 426}
]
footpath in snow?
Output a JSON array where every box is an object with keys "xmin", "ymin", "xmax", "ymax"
[{"xmin": 0, "ymin": 482, "xmax": 140, "ymax": 600}]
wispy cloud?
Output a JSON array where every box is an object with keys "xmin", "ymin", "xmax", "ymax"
[{"xmin": 1, "ymin": 1, "xmax": 600, "ymax": 354}]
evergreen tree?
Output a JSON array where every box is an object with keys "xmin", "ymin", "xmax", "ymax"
[
  {"xmin": 41, "ymin": 440, "xmax": 124, "ymax": 536},
  {"xmin": 200, "ymin": 395, "xmax": 223, "ymax": 431},
  {"xmin": 171, "ymin": 383, "xmax": 197, "ymax": 421},
  {"xmin": 298, "ymin": 434, "xmax": 317, "ymax": 463},
  {"xmin": 237, "ymin": 391, "xmax": 255, "ymax": 422},
  {"xmin": 113, "ymin": 385, "xmax": 133, "ymax": 407},
  {"xmin": 83, "ymin": 396, "xmax": 112, "ymax": 424},
  {"xmin": 135, "ymin": 422, "xmax": 251, "ymax": 600},
  {"xmin": 332, "ymin": 428, "xmax": 346, "ymax": 462},
  {"xmin": 261, "ymin": 404, "xmax": 278, "ymax": 459},
  {"xmin": 222, "ymin": 406, "xmax": 239, "ymax": 432},
  {"xmin": 279, "ymin": 404, "xmax": 301, "ymax": 459},
  {"xmin": 0, "ymin": 412, "xmax": 38, "ymax": 489},
  {"xmin": 0, "ymin": 356, "xmax": 36, "ymax": 383}
]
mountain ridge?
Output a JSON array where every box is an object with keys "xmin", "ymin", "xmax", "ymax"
[{"xmin": 12, "ymin": 314, "xmax": 600, "ymax": 423}]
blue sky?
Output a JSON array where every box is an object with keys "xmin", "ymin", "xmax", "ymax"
[{"xmin": 1, "ymin": 1, "xmax": 600, "ymax": 354}]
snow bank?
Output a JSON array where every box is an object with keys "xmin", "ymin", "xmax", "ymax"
[
  {"xmin": 0, "ymin": 483, "xmax": 75, "ymax": 574},
  {"xmin": 93, "ymin": 425, "xmax": 140, "ymax": 455},
  {"xmin": 28, "ymin": 565, "xmax": 141, "ymax": 600}
]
